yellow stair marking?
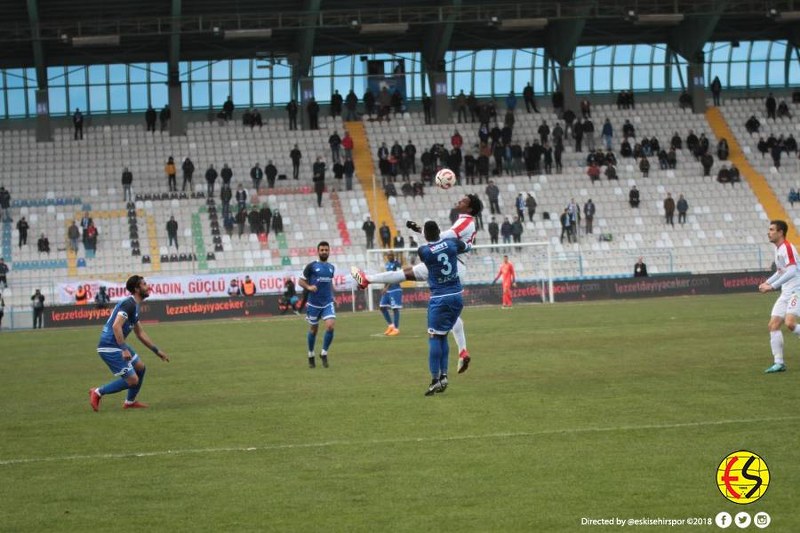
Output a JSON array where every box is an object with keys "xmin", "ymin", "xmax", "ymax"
[
  {"xmin": 345, "ymin": 121, "xmax": 397, "ymax": 233},
  {"xmin": 145, "ymin": 212, "xmax": 161, "ymax": 272},
  {"xmin": 705, "ymin": 107, "xmax": 798, "ymax": 242}
]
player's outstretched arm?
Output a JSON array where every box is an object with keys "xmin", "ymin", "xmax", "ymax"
[{"xmin": 133, "ymin": 323, "xmax": 170, "ymax": 362}]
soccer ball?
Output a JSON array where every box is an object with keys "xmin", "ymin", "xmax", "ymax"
[{"xmin": 435, "ymin": 168, "xmax": 457, "ymax": 189}]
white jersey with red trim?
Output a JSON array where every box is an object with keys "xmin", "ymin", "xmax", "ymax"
[
  {"xmin": 774, "ymin": 240, "xmax": 799, "ymax": 293},
  {"xmin": 440, "ymin": 214, "xmax": 477, "ymax": 249}
]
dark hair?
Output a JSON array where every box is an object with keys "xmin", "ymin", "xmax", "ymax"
[
  {"xmin": 771, "ymin": 220, "xmax": 788, "ymax": 236},
  {"xmin": 467, "ymin": 194, "xmax": 483, "ymax": 216},
  {"xmin": 317, "ymin": 241, "xmax": 330, "ymax": 250},
  {"xmin": 126, "ymin": 275, "xmax": 144, "ymax": 294},
  {"xmin": 424, "ymin": 220, "xmax": 440, "ymax": 241}
]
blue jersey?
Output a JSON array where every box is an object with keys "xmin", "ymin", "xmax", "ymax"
[
  {"xmin": 385, "ymin": 259, "xmax": 402, "ymax": 292},
  {"xmin": 301, "ymin": 261, "xmax": 336, "ymax": 308},
  {"xmin": 98, "ymin": 296, "xmax": 139, "ymax": 348},
  {"xmin": 418, "ymin": 238, "xmax": 468, "ymax": 297}
]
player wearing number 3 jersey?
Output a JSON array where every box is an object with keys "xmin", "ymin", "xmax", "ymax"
[{"xmin": 351, "ymin": 194, "xmax": 483, "ymax": 374}]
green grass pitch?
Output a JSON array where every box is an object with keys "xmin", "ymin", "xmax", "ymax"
[{"xmin": 1, "ymin": 293, "xmax": 799, "ymax": 532}]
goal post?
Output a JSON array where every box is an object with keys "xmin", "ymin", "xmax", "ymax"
[{"xmin": 363, "ymin": 240, "xmax": 554, "ymax": 311}]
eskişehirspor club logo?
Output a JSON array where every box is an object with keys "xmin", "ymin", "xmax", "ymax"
[{"xmin": 717, "ymin": 450, "xmax": 770, "ymax": 504}]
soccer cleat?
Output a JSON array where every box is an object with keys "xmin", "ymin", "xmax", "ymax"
[
  {"xmin": 437, "ymin": 374, "xmax": 448, "ymax": 393},
  {"xmin": 89, "ymin": 389, "xmax": 102, "ymax": 412},
  {"xmin": 123, "ymin": 401, "xmax": 149, "ymax": 409},
  {"xmin": 764, "ymin": 363, "xmax": 787, "ymax": 373},
  {"xmin": 350, "ymin": 266, "xmax": 369, "ymax": 290},
  {"xmin": 457, "ymin": 349, "xmax": 471, "ymax": 374},
  {"xmin": 384, "ymin": 325, "xmax": 395, "ymax": 335},
  {"xmin": 308, "ymin": 357, "xmax": 316, "ymax": 369},
  {"xmin": 424, "ymin": 379, "xmax": 442, "ymax": 396},
  {"xmin": 321, "ymin": 355, "xmax": 329, "ymax": 368},
  {"xmin": 386, "ymin": 327, "xmax": 400, "ymax": 336}
]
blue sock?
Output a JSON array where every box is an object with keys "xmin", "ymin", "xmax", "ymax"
[
  {"xmin": 428, "ymin": 337, "xmax": 441, "ymax": 379},
  {"xmin": 307, "ymin": 331, "xmax": 317, "ymax": 353},
  {"xmin": 381, "ymin": 308, "xmax": 392, "ymax": 325},
  {"xmin": 98, "ymin": 377, "xmax": 129, "ymax": 396},
  {"xmin": 393, "ymin": 309, "xmax": 400, "ymax": 329},
  {"xmin": 440, "ymin": 336, "xmax": 450, "ymax": 376},
  {"xmin": 126, "ymin": 366, "xmax": 146, "ymax": 402},
  {"xmin": 322, "ymin": 330, "xmax": 334, "ymax": 351}
]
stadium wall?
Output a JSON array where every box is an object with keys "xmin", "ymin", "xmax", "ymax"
[{"xmin": 34, "ymin": 270, "xmax": 769, "ymax": 329}]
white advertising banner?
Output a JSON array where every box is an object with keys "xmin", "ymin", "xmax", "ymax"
[{"xmin": 56, "ymin": 268, "xmax": 354, "ymax": 304}]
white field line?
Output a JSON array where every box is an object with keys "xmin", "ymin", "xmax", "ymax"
[{"xmin": 2, "ymin": 415, "xmax": 798, "ymax": 467}]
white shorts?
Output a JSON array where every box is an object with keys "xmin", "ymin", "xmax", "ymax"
[
  {"xmin": 412, "ymin": 261, "xmax": 468, "ymax": 283},
  {"xmin": 771, "ymin": 291, "xmax": 795, "ymax": 318}
]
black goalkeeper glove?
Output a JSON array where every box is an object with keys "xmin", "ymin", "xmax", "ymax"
[{"xmin": 406, "ymin": 220, "xmax": 422, "ymax": 233}]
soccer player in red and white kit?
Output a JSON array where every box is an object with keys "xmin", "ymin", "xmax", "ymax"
[
  {"xmin": 351, "ymin": 194, "xmax": 483, "ymax": 374},
  {"xmin": 759, "ymin": 220, "xmax": 799, "ymax": 373}
]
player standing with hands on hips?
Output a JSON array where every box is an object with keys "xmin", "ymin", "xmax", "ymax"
[
  {"xmin": 759, "ymin": 220, "xmax": 800, "ymax": 373},
  {"xmin": 89, "ymin": 275, "xmax": 169, "ymax": 411}
]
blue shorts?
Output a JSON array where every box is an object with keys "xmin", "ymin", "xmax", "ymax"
[
  {"xmin": 97, "ymin": 344, "xmax": 140, "ymax": 378},
  {"xmin": 379, "ymin": 289, "xmax": 403, "ymax": 309},
  {"xmin": 427, "ymin": 293, "xmax": 463, "ymax": 335},
  {"xmin": 306, "ymin": 302, "xmax": 336, "ymax": 325}
]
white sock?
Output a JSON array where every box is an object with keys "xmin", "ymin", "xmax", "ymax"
[
  {"xmin": 791, "ymin": 325, "xmax": 800, "ymax": 337},
  {"xmin": 308, "ymin": 351, "xmax": 314, "ymax": 358},
  {"xmin": 321, "ymin": 350, "xmax": 328, "ymax": 356},
  {"xmin": 770, "ymin": 330, "xmax": 784, "ymax": 364},
  {"xmin": 451, "ymin": 317, "xmax": 466, "ymax": 352},
  {"xmin": 369, "ymin": 270, "xmax": 406, "ymax": 284}
]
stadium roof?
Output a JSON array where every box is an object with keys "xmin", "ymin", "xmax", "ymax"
[{"xmin": 1, "ymin": 0, "xmax": 798, "ymax": 69}]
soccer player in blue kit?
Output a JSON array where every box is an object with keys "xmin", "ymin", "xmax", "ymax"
[
  {"xmin": 299, "ymin": 241, "xmax": 336, "ymax": 368},
  {"xmin": 379, "ymin": 251, "xmax": 403, "ymax": 336},
  {"xmin": 418, "ymin": 221, "xmax": 470, "ymax": 396},
  {"xmin": 89, "ymin": 275, "xmax": 170, "ymax": 411}
]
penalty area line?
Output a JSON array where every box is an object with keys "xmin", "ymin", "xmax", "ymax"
[{"xmin": 2, "ymin": 415, "xmax": 798, "ymax": 467}]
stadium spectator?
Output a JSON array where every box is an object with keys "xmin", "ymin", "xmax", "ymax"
[
  {"xmin": 456, "ymin": 90, "xmax": 468, "ymax": 123},
  {"xmin": 501, "ymin": 216, "xmax": 513, "ymax": 251},
  {"xmin": 584, "ymin": 199, "xmax": 596, "ymax": 234},
  {"xmin": 67, "ymin": 221, "xmax": 80, "ymax": 252},
  {"xmin": 678, "ymin": 91, "xmax": 692, "ymax": 109},
  {"xmin": 629, "ymin": 186, "xmax": 640, "ymax": 208},
  {"xmin": 559, "ymin": 209, "xmax": 573, "ymax": 244},
  {"xmin": 701, "ymin": 153, "xmax": 714, "ymax": 176},
  {"xmin": 279, "ymin": 278, "xmax": 300, "ymax": 314},
  {"xmin": 73, "ymin": 108, "xmax": 84, "ymax": 140},
  {"xmin": 312, "ymin": 157, "xmax": 326, "ymax": 207},
  {"xmin": 379, "ymin": 222, "xmax": 391, "ymax": 248},
  {"xmin": 205, "ymin": 165, "xmax": 218, "ymax": 197},
  {"xmin": 523, "ymin": 82, "xmax": 538, "ymax": 113},
  {"xmin": 235, "ymin": 207, "xmax": 247, "ymax": 238},
  {"xmin": 0, "ymin": 257, "xmax": 7, "ymax": 288},
  {"xmin": 777, "ymin": 100, "xmax": 792, "ymax": 120},
  {"xmin": 166, "ymin": 216, "xmax": 179, "ymax": 249},
  {"xmin": 286, "ymin": 99, "xmax": 298, "ymax": 130},
  {"xmin": 362, "ymin": 216, "xmax": 376, "ymax": 249},
  {"xmin": 364, "ymin": 89, "xmax": 376, "ymax": 118},
  {"xmin": 0, "ymin": 186, "xmax": 10, "ymax": 221},
  {"xmin": 74, "ymin": 284, "xmax": 89, "ymax": 305},
  {"xmin": 345, "ymin": 90, "xmax": 358, "ymax": 121},
  {"xmin": 538, "ymin": 121, "xmax": 550, "ymax": 145},
  {"xmin": 511, "ymin": 216, "xmax": 524, "ymax": 251},
  {"xmin": 342, "ymin": 131, "xmax": 354, "ymax": 160},
  {"xmin": 488, "ymin": 217, "xmax": 499, "ymax": 244},
  {"xmin": 331, "ymin": 90, "xmax": 343, "ymax": 117},
  {"xmin": 580, "ymin": 98, "xmax": 591, "ymax": 118},
  {"xmin": 421, "ymin": 93, "xmax": 432, "ymax": 124},
  {"xmin": 159, "ymin": 105, "xmax": 170, "ymax": 131},
  {"xmin": 236, "ymin": 184, "xmax": 248, "ymax": 211},
  {"xmin": 220, "ymin": 185, "xmax": 232, "ymax": 218},
  {"xmin": 220, "ymin": 164, "xmax": 233, "ymax": 187},
  {"xmin": 485, "ymin": 180, "xmax": 501, "ymax": 214},
  {"xmin": 94, "ymin": 286, "xmax": 110, "ymax": 309},
  {"xmin": 343, "ymin": 157, "xmax": 355, "ymax": 191},
  {"xmin": 37, "ymin": 233, "xmax": 50, "ymax": 254},
  {"xmin": 329, "ymin": 131, "xmax": 341, "ymax": 163},
  {"xmin": 677, "ymin": 194, "xmax": 689, "ymax": 224},
  {"xmin": 601, "ymin": 118, "xmax": 613, "ymax": 150},
  {"xmin": 223, "ymin": 96, "xmax": 234, "ymax": 121},
  {"xmin": 265, "ymin": 160, "xmax": 278, "ymax": 189},
  {"xmin": 247, "ymin": 207, "xmax": 262, "ymax": 234},
  {"xmin": 633, "ymin": 257, "xmax": 648, "ymax": 277},
  {"xmin": 271, "ymin": 210, "xmax": 283, "ymax": 235},
  {"xmin": 85, "ymin": 221, "xmax": 98, "ymax": 257},
  {"xmin": 717, "ymin": 139, "xmax": 730, "ymax": 161},
  {"xmin": 165, "ymin": 157, "xmax": 177, "ymax": 192},
  {"xmin": 664, "ymin": 193, "xmax": 676, "ymax": 227},
  {"xmin": 378, "ymin": 87, "xmax": 391, "ymax": 120},
  {"xmin": 290, "ymin": 145, "xmax": 302, "ymax": 179},
  {"xmin": 729, "ymin": 164, "xmax": 741, "ymax": 184},
  {"xmin": 505, "ymin": 91, "xmax": 517, "ymax": 113},
  {"xmin": 639, "ymin": 156, "xmax": 650, "ymax": 178},
  {"xmin": 771, "ymin": 142, "xmax": 783, "ymax": 168},
  {"xmin": 391, "ymin": 89, "xmax": 403, "ymax": 116},
  {"xmin": 145, "ymin": 105, "xmax": 156, "ymax": 132},
  {"xmin": 717, "ymin": 165, "xmax": 732, "ymax": 185},
  {"xmin": 573, "ymin": 119, "xmax": 584, "ymax": 152},
  {"xmin": 710, "ymin": 76, "xmax": 722, "ymax": 106},
  {"xmin": 605, "ymin": 163, "xmax": 618, "ymax": 180},
  {"xmin": 31, "ymin": 289, "xmax": 45, "ymax": 328},
  {"xmin": 765, "ymin": 93, "xmax": 776, "ymax": 120},
  {"xmin": 259, "ymin": 204, "xmax": 272, "ymax": 235},
  {"xmin": 250, "ymin": 163, "xmax": 263, "ymax": 191},
  {"xmin": 17, "ymin": 216, "xmax": 29, "ymax": 247},
  {"xmin": 181, "ymin": 157, "xmax": 195, "ymax": 192},
  {"xmin": 525, "ymin": 193, "xmax": 537, "ymax": 222},
  {"xmin": 746, "ymin": 115, "xmax": 761, "ymax": 135},
  {"xmin": 307, "ymin": 97, "xmax": 320, "ymax": 129},
  {"xmin": 121, "ymin": 167, "xmax": 133, "ymax": 201},
  {"xmin": 227, "ymin": 278, "xmax": 241, "ymax": 297},
  {"xmin": 223, "ymin": 213, "xmax": 234, "ymax": 237}
]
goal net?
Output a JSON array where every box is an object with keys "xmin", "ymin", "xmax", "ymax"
[{"xmin": 364, "ymin": 240, "xmax": 554, "ymax": 311}]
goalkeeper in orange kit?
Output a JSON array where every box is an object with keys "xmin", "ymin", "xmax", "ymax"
[{"xmin": 492, "ymin": 255, "xmax": 516, "ymax": 308}]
